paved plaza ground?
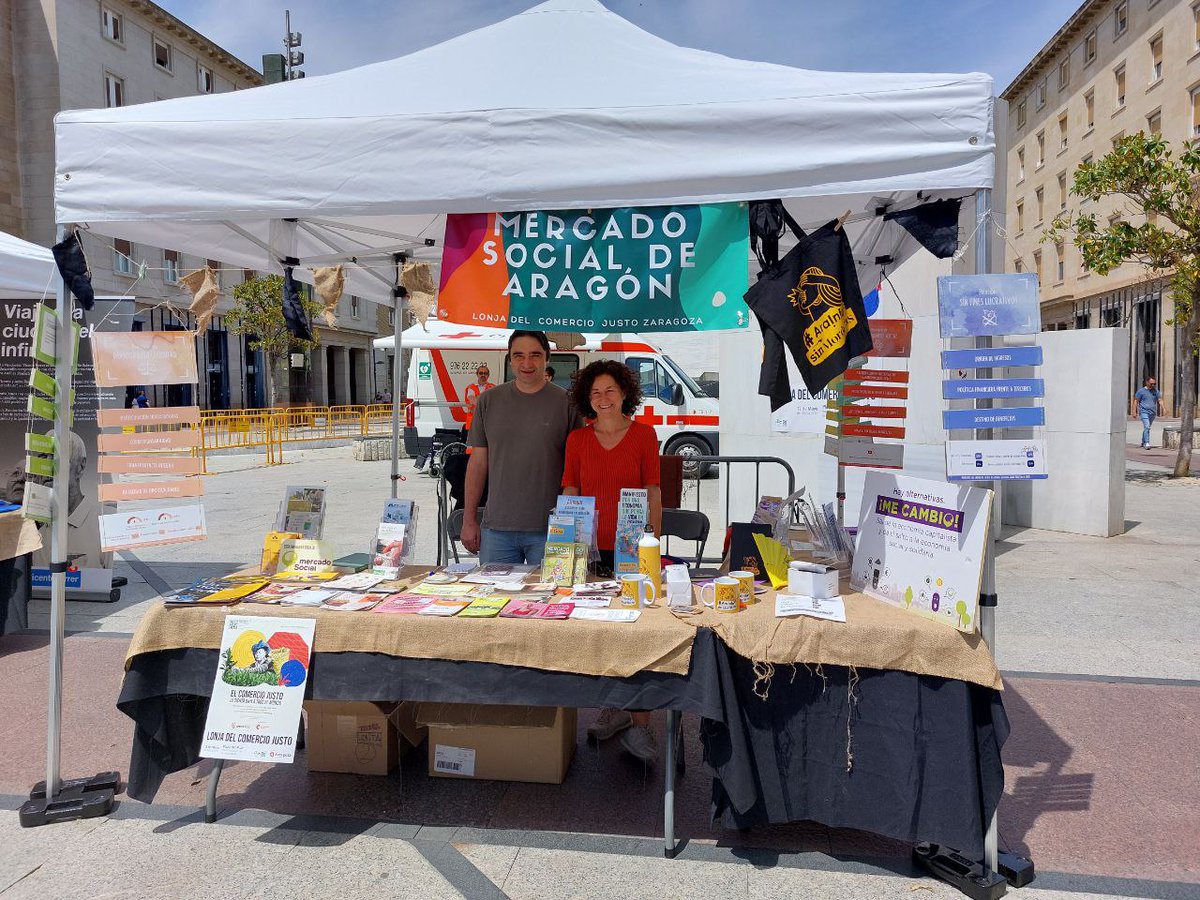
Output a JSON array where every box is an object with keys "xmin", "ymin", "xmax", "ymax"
[{"xmin": 1, "ymin": 419, "xmax": 1197, "ymax": 899}]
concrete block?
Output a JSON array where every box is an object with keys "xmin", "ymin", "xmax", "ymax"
[
  {"xmin": 1003, "ymin": 430, "xmax": 1125, "ymax": 536},
  {"xmin": 354, "ymin": 436, "xmax": 393, "ymax": 462},
  {"xmin": 1163, "ymin": 426, "xmax": 1180, "ymax": 450}
]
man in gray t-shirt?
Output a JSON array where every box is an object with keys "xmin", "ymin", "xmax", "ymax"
[{"xmin": 461, "ymin": 331, "xmax": 582, "ymax": 564}]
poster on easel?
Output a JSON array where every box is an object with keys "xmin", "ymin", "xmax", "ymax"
[
  {"xmin": 200, "ymin": 616, "xmax": 315, "ymax": 763},
  {"xmin": 850, "ymin": 471, "xmax": 991, "ymax": 633},
  {"xmin": 0, "ymin": 296, "xmax": 131, "ymax": 597}
]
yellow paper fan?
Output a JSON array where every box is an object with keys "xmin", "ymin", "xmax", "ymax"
[{"xmin": 752, "ymin": 532, "xmax": 791, "ymax": 590}]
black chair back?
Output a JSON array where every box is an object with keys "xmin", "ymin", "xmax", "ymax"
[{"xmin": 660, "ymin": 508, "xmax": 710, "ymax": 568}]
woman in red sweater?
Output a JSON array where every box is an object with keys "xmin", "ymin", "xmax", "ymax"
[{"xmin": 561, "ymin": 359, "xmax": 662, "ymax": 763}]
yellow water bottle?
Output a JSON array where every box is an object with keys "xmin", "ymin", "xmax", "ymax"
[{"xmin": 638, "ymin": 527, "xmax": 662, "ymax": 603}]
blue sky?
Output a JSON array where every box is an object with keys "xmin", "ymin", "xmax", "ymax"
[{"xmin": 158, "ymin": 0, "xmax": 1082, "ymax": 93}]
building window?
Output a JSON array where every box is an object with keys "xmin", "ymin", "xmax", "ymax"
[
  {"xmin": 114, "ymin": 239, "xmax": 134, "ymax": 276},
  {"xmin": 101, "ymin": 6, "xmax": 123, "ymax": 43},
  {"xmin": 1058, "ymin": 113, "xmax": 1068, "ymax": 150},
  {"xmin": 1194, "ymin": 3, "xmax": 1200, "ymax": 51},
  {"xmin": 1033, "ymin": 250, "xmax": 1043, "ymax": 283},
  {"xmin": 1084, "ymin": 29, "xmax": 1097, "ymax": 65},
  {"xmin": 350, "ymin": 297, "xmax": 360, "ymax": 318},
  {"xmin": 1114, "ymin": 1, "xmax": 1128, "ymax": 38},
  {"xmin": 197, "ymin": 64, "xmax": 214, "ymax": 93},
  {"xmin": 153, "ymin": 38, "xmax": 173, "ymax": 73},
  {"xmin": 1056, "ymin": 244, "xmax": 1065, "ymax": 282},
  {"xmin": 205, "ymin": 259, "xmax": 221, "ymax": 287},
  {"xmin": 1016, "ymin": 200, "xmax": 1025, "ymax": 232},
  {"xmin": 1114, "ymin": 65, "xmax": 1126, "ymax": 107},
  {"xmin": 163, "ymin": 249, "xmax": 179, "ymax": 283},
  {"xmin": 1192, "ymin": 88, "xmax": 1200, "ymax": 136},
  {"xmin": 1016, "ymin": 100, "xmax": 1027, "ymax": 129},
  {"xmin": 1147, "ymin": 109, "xmax": 1162, "ymax": 136},
  {"xmin": 1150, "ymin": 35, "xmax": 1163, "ymax": 82},
  {"xmin": 103, "ymin": 73, "xmax": 124, "ymax": 108},
  {"xmin": 1112, "ymin": 130, "xmax": 1125, "ymax": 150},
  {"xmin": 243, "ymin": 269, "xmax": 256, "ymax": 282},
  {"xmin": 1036, "ymin": 186, "xmax": 1045, "ymax": 223},
  {"xmin": 1036, "ymin": 130, "xmax": 1045, "ymax": 166},
  {"xmin": 1059, "ymin": 58, "xmax": 1070, "ymax": 90},
  {"xmin": 1036, "ymin": 78, "xmax": 1048, "ymax": 109},
  {"xmin": 1014, "ymin": 258, "xmax": 1024, "ymax": 273},
  {"xmin": 1017, "ymin": 147, "xmax": 1025, "ymax": 181},
  {"xmin": 1085, "ymin": 89, "xmax": 1095, "ymax": 129},
  {"xmin": 1058, "ymin": 172, "xmax": 1068, "ymax": 209},
  {"xmin": 387, "ymin": 307, "xmax": 395, "ymax": 326}
]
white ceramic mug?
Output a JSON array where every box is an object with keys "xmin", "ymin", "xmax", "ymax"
[
  {"xmin": 619, "ymin": 573, "xmax": 657, "ymax": 608},
  {"xmin": 700, "ymin": 577, "xmax": 741, "ymax": 613}
]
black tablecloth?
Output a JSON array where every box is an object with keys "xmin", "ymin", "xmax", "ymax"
[{"xmin": 117, "ymin": 627, "xmax": 1007, "ymax": 857}]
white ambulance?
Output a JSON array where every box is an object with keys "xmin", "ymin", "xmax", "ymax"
[{"xmin": 375, "ymin": 320, "xmax": 720, "ymax": 476}]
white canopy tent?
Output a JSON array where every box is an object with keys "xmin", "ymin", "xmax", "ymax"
[
  {"xmin": 0, "ymin": 230, "xmax": 55, "ymax": 300},
  {"xmin": 48, "ymin": 0, "xmax": 1001, "ymax": 865}
]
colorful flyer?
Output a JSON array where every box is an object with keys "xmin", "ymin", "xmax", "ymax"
[
  {"xmin": 90, "ymin": 330, "xmax": 199, "ymax": 387},
  {"xmin": 850, "ymin": 471, "xmax": 992, "ymax": 633},
  {"xmin": 438, "ymin": 204, "xmax": 750, "ymax": 333},
  {"xmin": 276, "ymin": 539, "xmax": 336, "ymax": 575},
  {"xmin": 200, "ymin": 616, "xmax": 315, "ymax": 763}
]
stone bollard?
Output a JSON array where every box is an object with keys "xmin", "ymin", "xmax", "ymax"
[
  {"xmin": 1163, "ymin": 427, "xmax": 1180, "ymax": 450},
  {"xmin": 354, "ymin": 437, "xmax": 393, "ymax": 461}
]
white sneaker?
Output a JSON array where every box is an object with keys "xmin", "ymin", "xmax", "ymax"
[
  {"xmin": 587, "ymin": 708, "xmax": 632, "ymax": 742},
  {"xmin": 619, "ymin": 725, "xmax": 659, "ymax": 764}
]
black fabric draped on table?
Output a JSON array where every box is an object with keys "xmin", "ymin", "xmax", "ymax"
[{"xmin": 116, "ymin": 628, "xmax": 1007, "ymax": 858}]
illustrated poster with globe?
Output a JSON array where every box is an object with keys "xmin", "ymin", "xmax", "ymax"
[
  {"xmin": 200, "ymin": 616, "xmax": 315, "ymax": 763},
  {"xmin": 849, "ymin": 471, "xmax": 992, "ymax": 633}
]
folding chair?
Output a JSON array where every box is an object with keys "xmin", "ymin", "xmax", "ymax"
[{"xmin": 660, "ymin": 508, "xmax": 710, "ymax": 568}]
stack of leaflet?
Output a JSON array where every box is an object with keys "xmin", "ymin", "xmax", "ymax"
[
  {"xmin": 372, "ymin": 499, "xmax": 417, "ymax": 577},
  {"xmin": 276, "ymin": 485, "xmax": 326, "ymax": 538},
  {"xmin": 163, "ymin": 579, "xmax": 266, "ymax": 607},
  {"xmin": 614, "ymin": 488, "xmax": 648, "ymax": 575},
  {"xmin": 542, "ymin": 496, "xmax": 596, "ymax": 586}
]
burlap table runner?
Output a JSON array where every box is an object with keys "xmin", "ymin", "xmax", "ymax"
[
  {"xmin": 0, "ymin": 511, "xmax": 42, "ymax": 562},
  {"xmin": 124, "ymin": 599, "xmax": 695, "ymax": 678},
  {"xmin": 681, "ymin": 582, "xmax": 1002, "ymax": 690}
]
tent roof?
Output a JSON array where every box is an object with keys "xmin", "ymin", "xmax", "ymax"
[
  {"xmin": 0, "ymin": 230, "xmax": 55, "ymax": 299},
  {"xmin": 53, "ymin": 0, "xmax": 994, "ymax": 301}
]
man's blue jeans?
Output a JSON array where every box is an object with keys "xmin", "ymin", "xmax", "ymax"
[
  {"xmin": 480, "ymin": 527, "xmax": 547, "ymax": 565},
  {"xmin": 1140, "ymin": 412, "xmax": 1155, "ymax": 448}
]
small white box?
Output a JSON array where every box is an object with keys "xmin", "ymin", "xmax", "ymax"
[{"xmin": 787, "ymin": 562, "xmax": 839, "ymax": 599}]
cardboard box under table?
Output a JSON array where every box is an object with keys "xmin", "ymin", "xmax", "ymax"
[
  {"xmin": 415, "ymin": 703, "xmax": 577, "ymax": 784},
  {"xmin": 303, "ymin": 700, "xmax": 426, "ymax": 776}
]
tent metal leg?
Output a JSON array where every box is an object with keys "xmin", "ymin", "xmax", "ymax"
[
  {"xmin": 204, "ymin": 759, "xmax": 225, "ymax": 824},
  {"xmin": 663, "ymin": 709, "xmax": 678, "ymax": 858}
]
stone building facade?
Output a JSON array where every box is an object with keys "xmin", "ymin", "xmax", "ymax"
[
  {"xmin": 1, "ymin": 0, "xmax": 390, "ymax": 409},
  {"xmin": 1000, "ymin": 0, "xmax": 1200, "ymax": 413}
]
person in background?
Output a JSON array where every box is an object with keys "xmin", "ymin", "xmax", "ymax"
[
  {"xmin": 1133, "ymin": 376, "xmax": 1163, "ymax": 450},
  {"xmin": 135, "ymin": 389, "xmax": 150, "ymax": 409},
  {"xmin": 561, "ymin": 359, "xmax": 662, "ymax": 764},
  {"xmin": 461, "ymin": 332, "xmax": 581, "ymax": 565},
  {"xmin": 545, "ymin": 365, "xmax": 556, "ymax": 384},
  {"xmin": 463, "ymin": 364, "xmax": 495, "ymax": 434}
]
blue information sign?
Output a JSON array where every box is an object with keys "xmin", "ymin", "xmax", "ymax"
[
  {"xmin": 937, "ymin": 274, "xmax": 1040, "ymax": 338},
  {"xmin": 943, "ymin": 378, "xmax": 1045, "ymax": 400},
  {"xmin": 942, "ymin": 407, "xmax": 1045, "ymax": 430},
  {"xmin": 941, "ymin": 345, "xmax": 1043, "ymax": 370}
]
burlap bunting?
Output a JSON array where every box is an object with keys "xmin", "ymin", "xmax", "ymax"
[
  {"xmin": 311, "ymin": 265, "xmax": 345, "ymax": 326},
  {"xmin": 400, "ymin": 261, "xmax": 437, "ymax": 327},
  {"xmin": 547, "ymin": 332, "xmax": 587, "ymax": 350},
  {"xmin": 178, "ymin": 266, "xmax": 219, "ymax": 332}
]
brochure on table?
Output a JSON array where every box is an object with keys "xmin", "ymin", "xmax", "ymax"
[
  {"xmin": 850, "ymin": 471, "xmax": 991, "ymax": 633},
  {"xmin": 200, "ymin": 615, "xmax": 315, "ymax": 763}
]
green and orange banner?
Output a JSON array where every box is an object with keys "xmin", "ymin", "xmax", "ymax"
[{"xmin": 437, "ymin": 204, "xmax": 749, "ymax": 333}]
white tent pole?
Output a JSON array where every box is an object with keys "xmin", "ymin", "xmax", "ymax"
[
  {"xmin": 974, "ymin": 188, "xmax": 1000, "ymax": 874},
  {"xmin": 46, "ymin": 223, "xmax": 74, "ymax": 800},
  {"xmin": 390, "ymin": 253, "xmax": 407, "ymax": 499}
]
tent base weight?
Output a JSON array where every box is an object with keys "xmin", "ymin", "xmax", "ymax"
[
  {"xmin": 913, "ymin": 843, "xmax": 1008, "ymax": 900},
  {"xmin": 997, "ymin": 851, "xmax": 1036, "ymax": 888},
  {"xmin": 20, "ymin": 771, "xmax": 120, "ymax": 827}
]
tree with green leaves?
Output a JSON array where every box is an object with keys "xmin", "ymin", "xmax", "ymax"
[
  {"xmin": 1048, "ymin": 132, "xmax": 1199, "ymax": 478},
  {"xmin": 226, "ymin": 274, "xmax": 323, "ymax": 407}
]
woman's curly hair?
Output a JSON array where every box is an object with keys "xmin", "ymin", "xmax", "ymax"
[{"xmin": 569, "ymin": 359, "xmax": 643, "ymax": 419}]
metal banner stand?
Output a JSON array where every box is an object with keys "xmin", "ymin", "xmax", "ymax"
[
  {"xmin": 20, "ymin": 225, "xmax": 118, "ymax": 827},
  {"xmin": 915, "ymin": 191, "xmax": 1034, "ymax": 896},
  {"xmin": 390, "ymin": 253, "xmax": 408, "ymax": 500}
]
